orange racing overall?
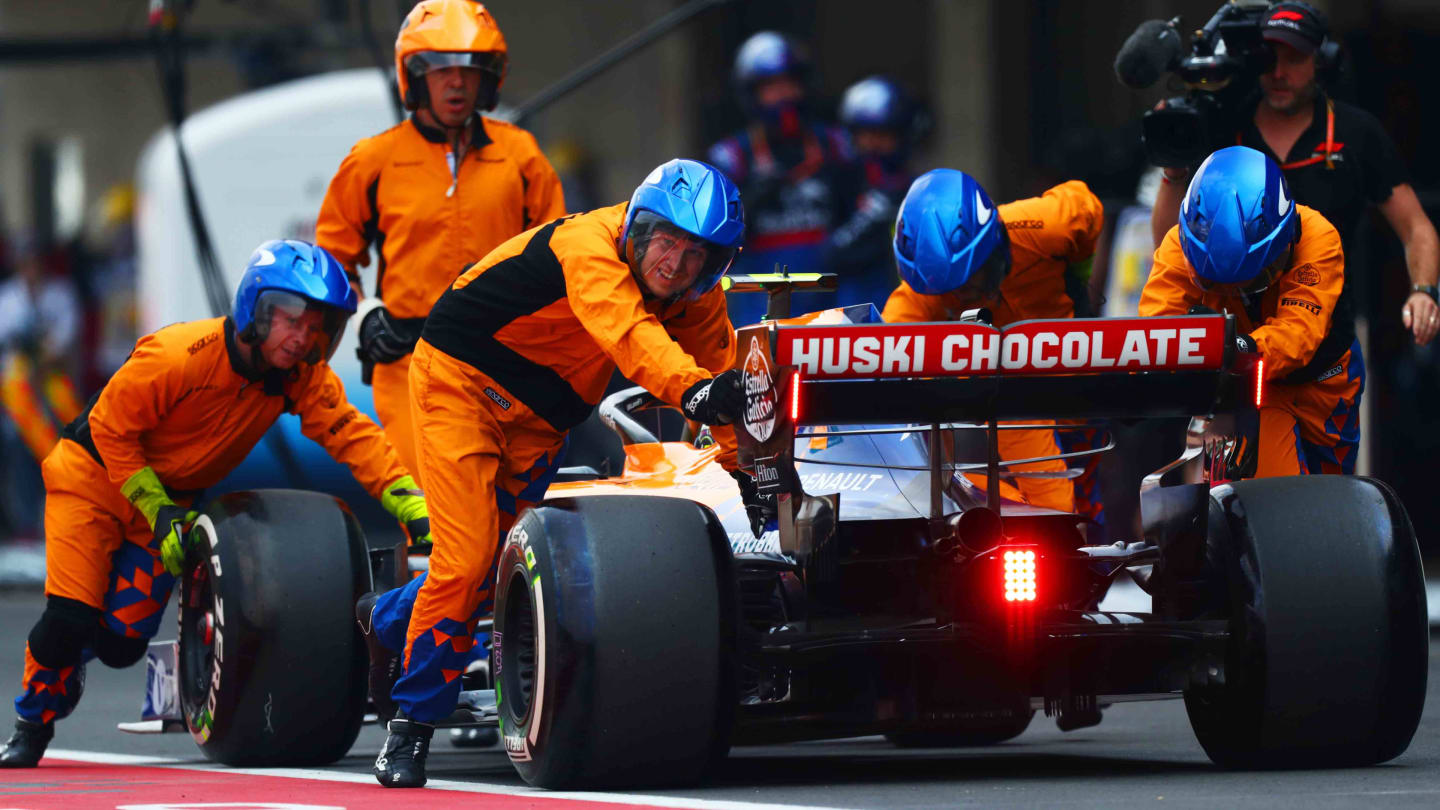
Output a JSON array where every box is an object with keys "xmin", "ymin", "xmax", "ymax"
[
  {"xmin": 14, "ymin": 317, "xmax": 407, "ymax": 726},
  {"xmin": 316, "ymin": 115, "xmax": 565, "ymax": 476},
  {"xmin": 882, "ymin": 181, "xmax": 1104, "ymax": 513},
  {"xmin": 370, "ymin": 204, "xmax": 739, "ymax": 723},
  {"xmin": 1141, "ymin": 205, "xmax": 1359, "ymax": 477}
]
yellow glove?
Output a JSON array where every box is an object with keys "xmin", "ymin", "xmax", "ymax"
[
  {"xmin": 382, "ymin": 475, "xmax": 431, "ymax": 548},
  {"xmin": 121, "ymin": 466, "xmax": 199, "ymax": 576}
]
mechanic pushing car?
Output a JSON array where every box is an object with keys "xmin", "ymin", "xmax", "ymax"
[
  {"xmin": 1142, "ymin": 146, "xmax": 1358, "ymax": 478},
  {"xmin": 708, "ymin": 31, "xmax": 857, "ymax": 327},
  {"xmin": 358, "ymin": 158, "xmax": 753, "ymax": 788},
  {"xmin": 0, "ymin": 240, "xmax": 430, "ymax": 769},
  {"xmin": 316, "ymin": 0, "xmax": 564, "ymax": 479},
  {"xmin": 882, "ymin": 169, "xmax": 1104, "ymax": 515}
]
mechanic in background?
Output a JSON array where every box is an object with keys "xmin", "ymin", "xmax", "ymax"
[
  {"xmin": 0, "ymin": 236, "xmax": 84, "ymax": 463},
  {"xmin": 824, "ymin": 74, "xmax": 923, "ymax": 311},
  {"xmin": 0, "ymin": 241, "xmax": 429, "ymax": 769},
  {"xmin": 882, "ymin": 169, "xmax": 1104, "ymax": 515},
  {"xmin": 317, "ymin": 0, "xmax": 564, "ymax": 480},
  {"xmin": 1142, "ymin": 146, "xmax": 1356, "ymax": 478},
  {"xmin": 708, "ymin": 31, "xmax": 857, "ymax": 326},
  {"xmin": 359, "ymin": 159, "xmax": 753, "ymax": 789},
  {"xmin": 1149, "ymin": 2, "xmax": 1439, "ymax": 348}
]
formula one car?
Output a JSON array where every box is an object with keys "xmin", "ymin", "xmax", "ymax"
[{"xmin": 126, "ymin": 278, "xmax": 1427, "ymax": 787}]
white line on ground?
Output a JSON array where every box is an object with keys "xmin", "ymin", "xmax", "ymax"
[{"xmin": 48, "ymin": 749, "xmax": 846, "ymax": 810}]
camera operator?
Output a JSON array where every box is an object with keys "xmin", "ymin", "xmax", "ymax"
[{"xmin": 1148, "ymin": 1, "xmax": 1440, "ymax": 347}]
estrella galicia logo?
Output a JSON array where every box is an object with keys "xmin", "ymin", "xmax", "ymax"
[
  {"xmin": 485, "ymin": 387, "xmax": 512, "ymax": 410},
  {"xmin": 742, "ymin": 336, "xmax": 777, "ymax": 442}
]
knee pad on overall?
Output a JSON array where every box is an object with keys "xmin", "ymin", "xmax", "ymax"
[
  {"xmin": 27, "ymin": 596, "xmax": 100, "ymax": 669},
  {"xmin": 93, "ymin": 630, "xmax": 149, "ymax": 669}
]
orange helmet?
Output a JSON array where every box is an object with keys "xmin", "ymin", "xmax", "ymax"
[{"xmin": 395, "ymin": 0, "xmax": 508, "ymax": 112}]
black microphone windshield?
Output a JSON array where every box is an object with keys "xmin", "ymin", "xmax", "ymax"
[{"xmin": 1115, "ymin": 19, "xmax": 1183, "ymax": 89}]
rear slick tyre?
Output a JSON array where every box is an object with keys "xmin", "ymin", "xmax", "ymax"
[
  {"xmin": 493, "ymin": 495, "xmax": 737, "ymax": 789},
  {"xmin": 1184, "ymin": 475, "xmax": 1427, "ymax": 768},
  {"xmin": 177, "ymin": 490, "xmax": 370, "ymax": 765}
]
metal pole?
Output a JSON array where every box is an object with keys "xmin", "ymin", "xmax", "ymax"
[{"xmin": 511, "ymin": 0, "xmax": 734, "ymax": 126}]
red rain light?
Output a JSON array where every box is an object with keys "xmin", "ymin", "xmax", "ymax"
[
  {"xmin": 790, "ymin": 369, "xmax": 801, "ymax": 422},
  {"xmin": 1255, "ymin": 357, "xmax": 1264, "ymax": 408},
  {"xmin": 1003, "ymin": 549, "xmax": 1037, "ymax": 602}
]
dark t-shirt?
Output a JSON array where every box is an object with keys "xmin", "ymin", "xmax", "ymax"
[
  {"xmin": 1238, "ymin": 93, "xmax": 1409, "ymax": 249},
  {"xmin": 1232, "ymin": 92, "xmax": 1410, "ymax": 376}
]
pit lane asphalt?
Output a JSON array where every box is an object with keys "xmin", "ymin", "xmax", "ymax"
[{"xmin": 4, "ymin": 587, "xmax": 1438, "ymax": 809}]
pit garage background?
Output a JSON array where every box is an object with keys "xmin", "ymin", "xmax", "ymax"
[{"xmin": 1, "ymin": 0, "xmax": 1438, "ymax": 563}]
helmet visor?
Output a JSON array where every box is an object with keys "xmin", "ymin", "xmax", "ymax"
[
  {"xmin": 626, "ymin": 211, "xmax": 739, "ymax": 301},
  {"xmin": 253, "ymin": 290, "xmax": 349, "ymax": 364},
  {"xmin": 405, "ymin": 50, "xmax": 505, "ymax": 78},
  {"xmin": 1191, "ymin": 246, "xmax": 1291, "ymax": 298}
]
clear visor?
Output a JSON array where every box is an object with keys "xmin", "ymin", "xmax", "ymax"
[
  {"xmin": 253, "ymin": 290, "xmax": 348, "ymax": 364},
  {"xmin": 1192, "ymin": 248, "xmax": 1289, "ymax": 298},
  {"xmin": 626, "ymin": 211, "xmax": 738, "ymax": 301},
  {"xmin": 955, "ymin": 231, "xmax": 1011, "ymax": 300},
  {"xmin": 405, "ymin": 50, "xmax": 506, "ymax": 78}
]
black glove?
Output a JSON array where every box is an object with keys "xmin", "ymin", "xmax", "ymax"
[
  {"xmin": 1234, "ymin": 332, "xmax": 1258, "ymax": 355},
  {"xmin": 358, "ymin": 305, "xmax": 410, "ymax": 364},
  {"xmin": 682, "ymin": 370, "xmax": 745, "ymax": 426},
  {"xmin": 730, "ymin": 470, "xmax": 776, "ymax": 539},
  {"xmin": 1188, "ymin": 304, "xmax": 1219, "ymax": 316}
]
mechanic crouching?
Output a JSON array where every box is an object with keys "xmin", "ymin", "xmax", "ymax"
[
  {"xmin": 1141, "ymin": 146, "xmax": 1357, "ymax": 478},
  {"xmin": 358, "ymin": 159, "xmax": 756, "ymax": 788},
  {"xmin": 881, "ymin": 169, "xmax": 1104, "ymax": 515},
  {"xmin": 0, "ymin": 241, "xmax": 429, "ymax": 769}
]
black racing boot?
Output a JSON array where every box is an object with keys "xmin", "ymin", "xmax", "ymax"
[
  {"xmin": 374, "ymin": 714, "xmax": 434, "ymax": 788},
  {"xmin": 356, "ymin": 592, "xmax": 400, "ymax": 723},
  {"xmin": 0, "ymin": 718, "xmax": 54, "ymax": 768}
]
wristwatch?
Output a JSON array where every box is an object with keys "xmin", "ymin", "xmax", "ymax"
[{"xmin": 1412, "ymin": 283, "xmax": 1439, "ymax": 303}]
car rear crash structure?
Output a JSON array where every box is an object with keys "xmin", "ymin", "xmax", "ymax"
[{"xmin": 124, "ymin": 280, "xmax": 1428, "ymax": 788}]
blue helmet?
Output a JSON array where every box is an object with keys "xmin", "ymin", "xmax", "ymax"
[
  {"xmin": 1179, "ymin": 146, "xmax": 1298, "ymax": 294},
  {"xmin": 233, "ymin": 239, "xmax": 357, "ymax": 363},
  {"xmin": 839, "ymin": 75, "xmax": 912, "ymax": 132},
  {"xmin": 733, "ymin": 31, "xmax": 807, "ymax": 86},
  {"xmin": 893, "ymin": 169, "xmax": 1010, "ymax": 296},
  {"xmin": 621, "ymin": 159, "xmax": 744, "ymax": 302}
]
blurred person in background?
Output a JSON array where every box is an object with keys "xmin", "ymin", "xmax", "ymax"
[
  {"xmin": 708, "ymin": 31, "xmax": 857, "ymax": 325},
  {"xmin": 87, "ymin": 185, "xmax": 140, "ymax": 380},
  {"xmin": 883, "ymin": 169, "xmax": 1104, "ymax": 516},
  {"xmin": 1143, "ymin": 146, "xmax": 1356, "ymax": 478},
  {"xmin": 0, "ymin": 235, "xmax": 84, "ymax": 465},
  {"xmin": 1149, "ymin": 2, "xmax": 1438, "ymax": 353},
  {"xmin": 0, "ymin": 240, "xmax": 428, "ymax": 769},
  {"xmin": 824, "ymin": 74, "xmax": 924, "ymax": 311}
]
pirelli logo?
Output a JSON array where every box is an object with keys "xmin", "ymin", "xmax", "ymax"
[{"xmin": 1281, "ymin": 297, "xmax": 1321, "ymax": 315}]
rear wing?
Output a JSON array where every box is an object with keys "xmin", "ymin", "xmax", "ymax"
[{"xmin": 733, "ymin": 314, "xmax": 1259, "ymax": 498}]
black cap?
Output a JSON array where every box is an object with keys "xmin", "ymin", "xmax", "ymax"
[{"xmin": 1262, "ymin": 1, "xmax": 1328, "ymax": 55}]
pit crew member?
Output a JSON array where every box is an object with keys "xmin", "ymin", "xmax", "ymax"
[
  {"xmin": 317, "ymin": 0, "xmax": 565, "ymax": 477},
  {"xmin": 708, "ymin": 31, "xmax": 857, "ymax": 326},
  {"xmin": 1141, "ymin": 145, "xmax": 1357, "ymax": 477},
  {"xmin": 0, "ymin": 241, "xmax": 428, "ymax": 769},
  {"xmin": 360, "ymin": 159, "xmax": 751, "ymax": 788},
  {"xmin": 882, "ymin": 169, "xmax": 1104, "ymax": 514},
  {"xmin": 825, "ymin": 74, "xmax": 923, "ymax": 310}
]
